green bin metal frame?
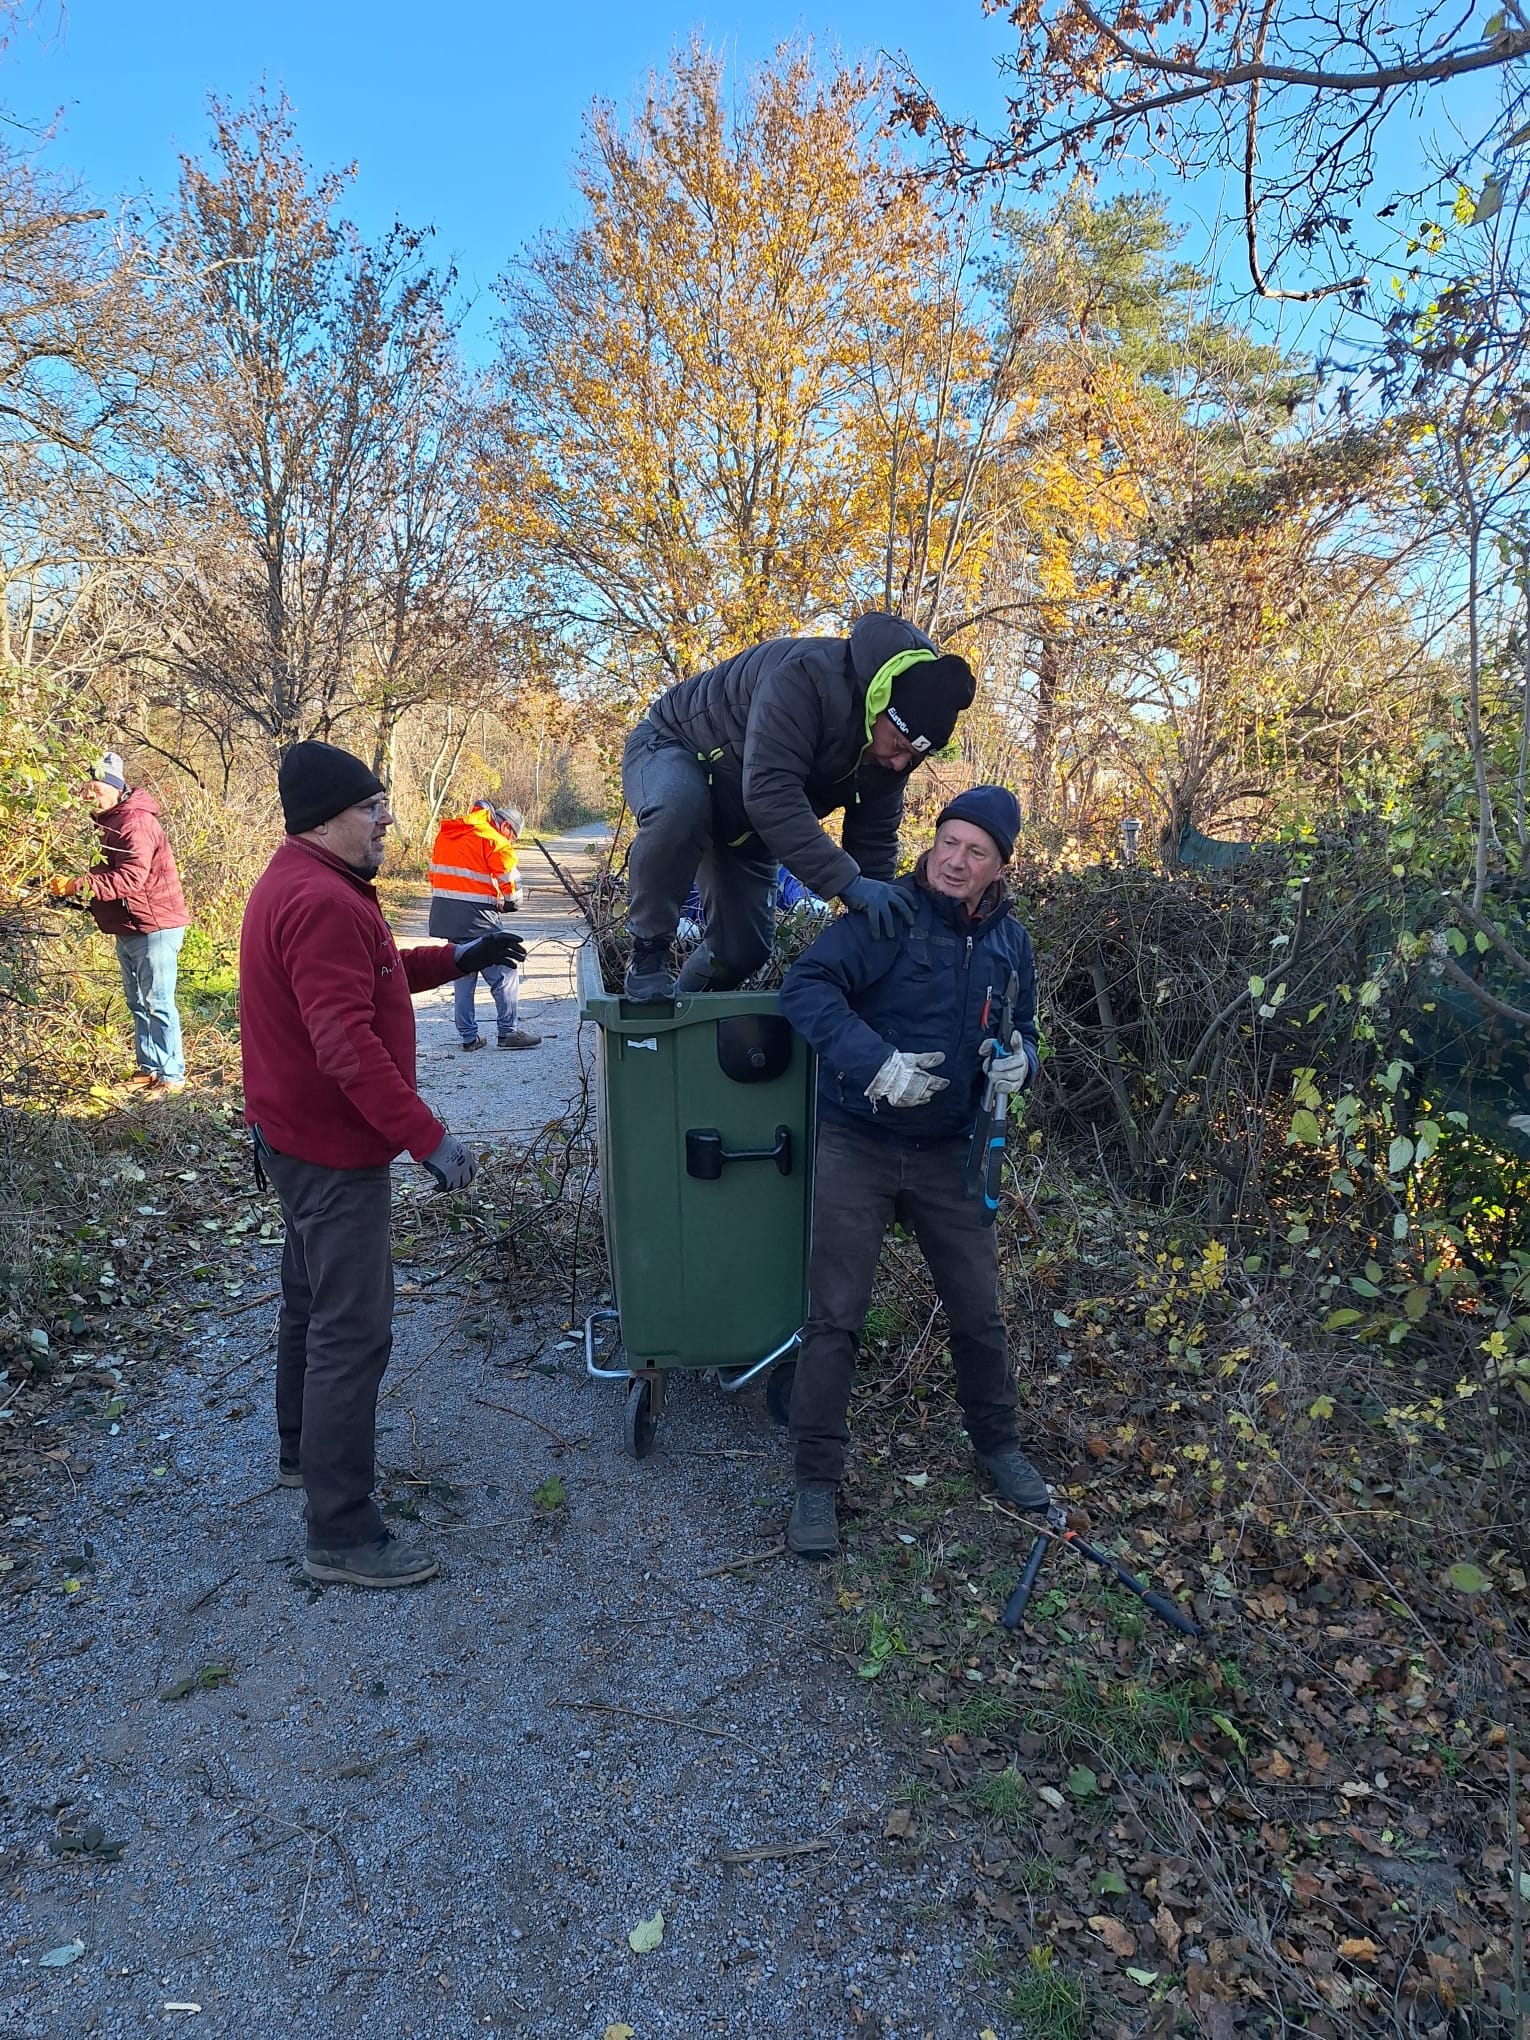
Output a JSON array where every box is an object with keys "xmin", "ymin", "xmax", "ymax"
[{"xmin": 577, "ymin": 942, "xmax": 814, "ymax": 1454}]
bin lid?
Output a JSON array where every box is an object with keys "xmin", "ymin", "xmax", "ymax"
[{"xmin": 577, "ymin": 938, "xmax": 785, "ymax": 1032}]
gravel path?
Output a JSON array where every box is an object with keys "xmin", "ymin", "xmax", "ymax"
[{"xmin": 0, "ymin": 829, "xmax": 1011, "ymax": 2040}]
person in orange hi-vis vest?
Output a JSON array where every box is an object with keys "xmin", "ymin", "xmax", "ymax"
[{"xmin": 427, "ymin": 803, "xmax": 542, "ymax": 1051}]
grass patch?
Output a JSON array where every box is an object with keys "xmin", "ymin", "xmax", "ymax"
[
  {"xmin": 967, "ymin": 1765, "xmax": 1032, "ymax": 1830},
  {"xmin": 1007, "ymin": 1946, "xmax": 1091, "ymax": 2039},
  {"xmin": 1025, "ymin": 1662, "xmax": 1206, "ymax": 1771},
  {"xmin": 905, "ymin": 1687, "xmax": 1019, "ymax": 1737}
]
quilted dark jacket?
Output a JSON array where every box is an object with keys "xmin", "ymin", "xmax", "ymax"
[
  {"xmin": 645, "ymin": 612, "xmax": 936, "ymax": 899},
  {"xmin": 780, "ymin": 871, "xmax": 1038, "ymax": 1143}
]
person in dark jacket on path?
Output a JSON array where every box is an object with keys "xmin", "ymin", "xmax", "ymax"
[
  {"xmin": 778, "ymin": 785, "xmax": 1047, "ymax": 1559},
  {"xmin": 621, "ymin": 612, "xmax": 977, "ymax": 1000},
  {"xmin": 240, "ymin": 742, "xmax": 526, "ymax": 1590},
  {"xmin": 51, "ymin": 752, "xmax": 191, "ymax": 1093}
]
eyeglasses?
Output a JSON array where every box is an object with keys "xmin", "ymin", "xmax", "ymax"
[{"xmin": 350, "ymin": 797, "xmax": 392, "ymax": 821}]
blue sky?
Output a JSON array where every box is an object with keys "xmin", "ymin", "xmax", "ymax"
[
  {"xmin": 2, "ymin": 1, "xmax": 1499, "ymax": 371},
  {"xmin": 3, "ymin": 0, "xmax": 1026, "ymax": 354}
]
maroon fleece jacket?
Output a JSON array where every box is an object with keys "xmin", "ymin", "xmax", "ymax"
[
  {"xmin": 239, "ymin": 837, "xmax": 460, "ymax": 1168},
  {"xmin": 86, "ymin": 789, "xmax": 189, "ymax": 937}
]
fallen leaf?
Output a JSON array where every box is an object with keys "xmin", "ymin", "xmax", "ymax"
[
  {"xmin": 1338, "ymin": 1936, "xmax": 1380, "ymax": 1962},
  {"xmin": 1037, "ymin": 1785, "xmax": 1066, "ymax": 1811},
  {"xmin": 1154, "ymin": 1902, "xmax": 1182, "ymax": 1960},
  {"xmin": 883, "ymin": 1806, "xmax": 913, "ymax": 1839},
  {"xmin": 1126, "ymin": 1966, "xmax": 1160, "ymax": 1986},
  {"xmin": 1089, "ymin": 1914, "xmax": 1136, "ymax": 1958},
  {"xmin": 38, "ymin": 1940, "xmax": 85, "ymax": 1968},
  {"xmin": 1067, "ymin": 1763, "xmax": 1100, "ymax": 1798},
  {"xmin": 901, "ymin": 1472, "xmax": 929, "ymax": 1488},
  {"xmin": 627, "ymin": 1909, "xmax": 664, "ymax": 1954},
  {"xmin": 604, "ymin": 2027, "xmax": 636, "ymax": 2040}
]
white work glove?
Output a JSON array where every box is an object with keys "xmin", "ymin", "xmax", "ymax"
[
  {"xmin": 981, "ymin": 1030, "xmax": 1038, "ymax": 1100},
  {"xmin": 866, "ymin": 1049, "xmax": 948, "ymax": 1109},
  {"xmin": 421, "ymin": 1132, "xmax": 476, "ymax": 1191}
]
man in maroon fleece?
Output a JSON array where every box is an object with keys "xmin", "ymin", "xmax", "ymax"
[
  {"xmin": 241, "ymin": 741, "xmax": 525, "ymax": 1589},
  {"xmin": 53, "ymin": 751, "xmax": 191, "ymax": 1093}
]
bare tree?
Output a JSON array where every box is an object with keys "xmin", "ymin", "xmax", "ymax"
[
  {"xmin": 895, "ymin": 0, "xmax": 1530, "ymax": 301},
  {"xmin": 157, "ymin": 91, "xmax": 460, "ymax": 755}
]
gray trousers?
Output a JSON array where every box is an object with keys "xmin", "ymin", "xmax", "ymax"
[
  {"xmin": 257, "ymin": 1137, "xmax": 394, "ymax": 1549},
  {"xmin": 790, "ymin": 1116, "xmax": 1019, "ymax": 1486},
  {"xmin": 621, "ymin": 719, "xmax": 777, "ymax": 987}
]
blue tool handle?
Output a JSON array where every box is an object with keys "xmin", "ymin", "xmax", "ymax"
[
  {"xmin": 1143, "ymin": 1590, "xmax": 1202, "ymax": 1637},
  {"xmin": 1001, "ymin": 1531, "xmax": 1049, "ymax": 1629}
]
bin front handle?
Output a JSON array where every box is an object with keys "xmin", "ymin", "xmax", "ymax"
[{"xmin": 685, "ymin": 1125, "xmax": 793, "ymax": 1179}]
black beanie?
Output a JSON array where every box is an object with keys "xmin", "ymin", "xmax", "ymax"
[
  {"xmin": 936, "ymin": 784, "xmax": 1021, "ymax": 862},
  {"xmin": 279, "ymin": 742, "xmax": 385, "ymax": 835},
  {"xmin": 886, "ymin": 653, "xmax": 977, "ymax": 755}
]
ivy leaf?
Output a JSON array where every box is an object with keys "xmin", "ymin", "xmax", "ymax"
[
  {"xmin": 1288, "ymin": 1108, "xmax": 1323, "ymax": 1146},
  {"xmin": 1447, "ymin": 1562, "xmax": 1490, "ymax": 1594}
]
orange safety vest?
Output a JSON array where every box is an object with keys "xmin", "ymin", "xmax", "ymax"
[{"xmin": 428, "ymin": 809, "xmax": 518, "ymax": 908}]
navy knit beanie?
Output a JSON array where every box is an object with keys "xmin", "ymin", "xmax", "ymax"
[
  {"xmin": 935, "ymin": 785, "xmax": 1021, "ymax": 862},
  {"xmin": 886, "ymin": 653, "xmax": 977, "ymax": 755},
  {"xmin": 279, "ymin": 742, "xmax": 384, "ymax": 835}
]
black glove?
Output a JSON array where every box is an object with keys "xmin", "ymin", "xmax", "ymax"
[
  {"xmin": 840, "ymin": 875, "xmax": 917, "ymax": 939},
  {"xmin": 454, "ymin": 932, "xmax": 527, "ymax": 973},
  {"xmin": 421, "ymin": 1132, "xmax": 476, "ymax": 1191}
]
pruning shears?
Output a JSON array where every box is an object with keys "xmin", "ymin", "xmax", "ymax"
[
  {"xmin": 1001, "ymin": 1499, "xmax": 1202, "ymax": 1639},
  {"xmin": 964, "ymin": 968, "xmax": 1020, "ymax": 1225}
]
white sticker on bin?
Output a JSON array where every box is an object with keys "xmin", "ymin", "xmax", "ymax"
[{"xmin": 627, "ymin": 1037, "xmax": 659, "ymax": 1051}]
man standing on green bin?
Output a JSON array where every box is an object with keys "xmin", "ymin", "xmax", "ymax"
[
  {"xmin": 778, "ymin": 785, "xmax": 1046, "ymax": 1559},
  {"xmin": 621, "ymin": 612, "xmax": 976, "ymax": 1000}
]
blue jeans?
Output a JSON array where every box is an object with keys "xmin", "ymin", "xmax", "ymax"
[
  {"xmin": 115, "ymin": 926, "xmax": 187, "ymax": 1083},
  {"xmin": 454, "ymin": 964, "xmax": 519, "ymax": 1044}
]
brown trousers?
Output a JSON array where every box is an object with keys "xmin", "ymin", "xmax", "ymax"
[{"xmin": 257, "ymin": 1135, "xmax": 394, "ymax": 1549}]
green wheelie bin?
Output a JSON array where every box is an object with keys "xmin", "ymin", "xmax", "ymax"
[{"xmin": 577, "ymin": 941, "xmax": 814, "ymax": 1456}]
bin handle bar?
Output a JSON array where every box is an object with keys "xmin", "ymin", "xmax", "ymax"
[
  {"xmin": 715, "ymin": 1331, "xmax": 801, "ymax": 1395},
  {"xmin": 584, "ymin": 1306, "xmax": 629, "ymax": 1381},
  {"xmin": 685, "ymin": 1126, "xmax": 792, "ymax": 1179}
]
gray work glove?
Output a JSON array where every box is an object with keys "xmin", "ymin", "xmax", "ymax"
[
  {"xmin": 840, "ymin": 876, "xmax": 917, "ymax": 939},
  {"xmin": 865, "ymin": 1049, "xmax": 948, "ymax": 1108},
  {"xmin": 421, "ymin": 1132, "xmax": 476, "ymax": 1191},
  {"xmin": 981, "ymin": 1030, "xmax": 1038, "ymax": 1099},
  {"xmin": 454, "ymin": 932, "xmax": 527, "ymax": 973}
]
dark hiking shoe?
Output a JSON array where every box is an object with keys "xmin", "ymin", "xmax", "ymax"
[
  {"xmin": 303, "ymin": 1531, "xmax": 440, "ymax": 1589},
  {"xmin": 497, "ymin": 1028, "xmax": 542, "ymax": 1049},
  {"xmin": 460, "ymin": 1036, "xmax": 486, "ymax": 1053},
  {"xmin": 787, "ymin": 1486, "xmax": 840, "ymax": 1560},
  {"xmin": 277, "ymin": 1461, "xmax": 303, "ymax": 1489},
  {"xmin": 976, "ymin": 1445, "xmax": 1050, "ymax": 1512},
  {"xmin": 624, "ymin": 945, "xmax": 675, "ymax": 1002}
]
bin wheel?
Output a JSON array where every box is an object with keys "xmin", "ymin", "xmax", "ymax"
[
  {"xmin": 765, "ymin": 1360, "xmax": 796, "ymax": 1429},
  {"xmin": 624, "ymin": 1378, "xmax": 658, "ymax": 1459}
]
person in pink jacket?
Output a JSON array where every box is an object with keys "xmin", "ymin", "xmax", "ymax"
[{"xmin": 52, "ymin": 751, "xmax": 191, "ymax": 1093}]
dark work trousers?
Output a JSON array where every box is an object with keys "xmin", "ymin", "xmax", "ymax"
[
  {"xmin": 257, "ymin": 1138, "xmax": 394, "ymax": 1549},
  {"xmin": 621, "ymin": 718, "xmax": 778, "ymax": 987},
  {"xmin": 790, "ymin": 1115, "xmax": 1019, "ymax": 1487}
]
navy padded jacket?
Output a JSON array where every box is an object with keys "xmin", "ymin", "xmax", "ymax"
[{"xmin": 779, "ymin": 875, "xmax": 1038, "ymax": 1143}]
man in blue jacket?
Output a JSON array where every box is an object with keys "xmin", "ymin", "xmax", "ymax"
[{"xmin": 778, "ymin": 785, "xmax": 1046, "ymax": 1559}]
